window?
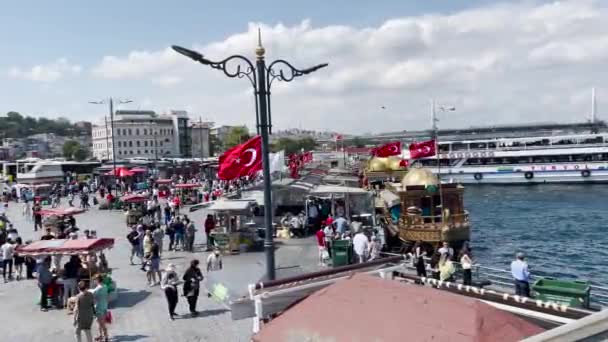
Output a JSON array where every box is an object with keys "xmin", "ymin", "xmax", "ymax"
[
  {"xmin": 130, "ymin": 151, "xmax": 133, "ymax": 155},
  {"xmin": 117, "ymin": 141, "xmax": 121, "ymax": 147},
  {"xmin": 136, "ymin": 128, "xmax": 140, "ymax": 135},
  {"xmin": 128, "ymin": 128, "xmax": 132, "ymax": 135},
  {"xmin": 144, "ymin": 141, "xmax": 148, "ymax": 147},
  {"xmin": 144, "ymin": 150, "xmax": 148, "ymax": 154},
  {"xmin": 118, "ymin": 151, "xmax": 122, "ymax": 155},
  {"xmin": 160, "ymin": 141, "xmax": 163, "ymax": 146},
  {"xmin": 137, "ymin": 150, "xmax": 140, "ymax": 154},
  {"xmin": 143, "ymin": 128, "xmax": 147, "ymax": 135},
  {"xmin": 129, "ymin": 141, "xmax": 133, "ymax": 147},
  {"xmin": 136, "ymin": 141, "xmax": 140, "ymax": 147}
]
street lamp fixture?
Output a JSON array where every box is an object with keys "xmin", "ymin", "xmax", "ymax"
[
  {"xmin": 90, "ymin": 98, "xmax": 133, "ymax": 196},
  {"xmin": 172, "ymin": 29, "xmax": 327, "ymax": 280}
]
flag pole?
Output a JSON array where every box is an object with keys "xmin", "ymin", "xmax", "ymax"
[{"xmin": 432, "ymin": 99, "xmax": 444, "ymax": 225}]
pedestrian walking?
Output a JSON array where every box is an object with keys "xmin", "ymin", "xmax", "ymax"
[
  {"xmin": 37, "ymin": 257, "xmax": 53, "ymax": 311},
  {"xmin": 13, "ymin": 237, "xmax": 24, "ymax": 281},
  {"xmin": 1, "ymin": 238, "xmax": 15, "ymax": 282},
  {"xmin": 160, "ymin": 264, "xmax": 181, "ymax": 320},
  {"xmin": 185, "ymin": 220, "xmax": 196, "ymax": 252},
  {"xmin": 352, "ymin": 231, "xmax": 369, "ymax": 264},
  {"xmin": 146, "ymin": 241, "xmax": 161, "ymax": 286},
  {"xmin": 126, "ymin": 226, "xmax": 143, "ymax": 265},
  {"xmin": 182, "ymin": 259, "xmax": 203, "ymax": 316},
  {"xmin": 62, "ymin": 255, "xmax": 81, "ymax": 308},
  {"xmin": 204, "ymin": 214, "xmax": 215, "ymax": 251},
  {"xmin": 73, "ymin": 281, "xmax": 95, "ymax": 342},
  {"xmin": 33, "ymin": 202, "xmax": 43, "ymax": 231},
  {"xmin": 511, "ymin": 252, "xmax": 531, "ymax": 297},
  {"xmin": 412, "ymin": 240, "xmax": 427, "ymax": 277},
  {"xmin": 92, "ymin": 274, "xmax": 110, "ymax": 342},
  {"xmin": 206, "ymin": 249, "xmax": 223, "ymax": 272},
  {"xmin": 460, "ymin": 248, "xmax": 473, "ymax": 286},
  {"xmin": 152, "ymin": 225, "xmax": 164, "ymax": 255}
]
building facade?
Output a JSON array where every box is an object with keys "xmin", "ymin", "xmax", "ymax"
[
  {"xmin": 190, "ymin": 121, "xmax": 212, "ymax": 158},
  {"xmin": 91, "ymin": 110, "xmax": 190, "ymax": 160}
]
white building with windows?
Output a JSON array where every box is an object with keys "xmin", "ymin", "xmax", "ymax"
[{"xmin": 91, "ymin": 110, "xmax": 190, "ymax": 160}]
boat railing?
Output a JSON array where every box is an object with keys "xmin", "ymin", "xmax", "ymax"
[
  {"xmin": 381, "ymin": 252, "xmax": 608, "ymax": 307},
  {"xmin": 444, "ymin": 142, "xmax": 608, "ymax": 155},
  {"xmin": 400, "ymin": 212, "xmax": 469, "ymax": 227}
]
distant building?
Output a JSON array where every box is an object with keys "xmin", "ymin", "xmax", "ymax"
[
  {"xmin": 210, "ymin": 125, "xmax": 248, "ymax": 152},
  {"xmin": 190, "ymin": 121, "xmax": 212, "ymax": 158},
  {"xmin": 91, "ymin": 110, "xmax": 190, "ymax": 160}
]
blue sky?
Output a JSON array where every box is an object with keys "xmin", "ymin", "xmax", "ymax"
[{"xmin": 0, "ymin": 0, "xmax": 604, "ymax": 133}]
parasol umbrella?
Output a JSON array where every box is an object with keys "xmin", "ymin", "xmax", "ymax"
[
  {"xmin": 105, "ymin": 167, "xmax": 135, "ymax": 177},
  {"xmin": 175, "ymin": 183, "xmax": 201, "ymax": 189},
  {"xmin": 130, "ymin": 167, "xmax": 147, "ymax": 173},
  {"xmin": 120, "ymin": 194, "xmax": 149, "ymax": 203},
  {"xmin": 36, "ymin": 207, "xmax": 86, "ymax": 217}
]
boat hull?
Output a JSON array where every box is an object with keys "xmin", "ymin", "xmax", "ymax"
[{"xmin": 440, "ymin": 169, "xmax": 608, "ymax": 185}]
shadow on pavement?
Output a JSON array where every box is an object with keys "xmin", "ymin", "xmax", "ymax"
[
  {"xmin": 111, "ymin": 289, "xmax": 151, "ymax": 308},
  {"xmin": 111, "ymin": 334, "xmax": 149, "ymax": 342},
  {"xmin": 198, "ymin": 308, "xmax": 230, "ymax": 318}
]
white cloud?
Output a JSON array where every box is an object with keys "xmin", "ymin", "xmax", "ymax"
[
  {"xmin": 152, "ymin": 75, "xmax": 182, "ymax": 88},
  {"xmin": 89, "ymin": 0, "xmax": 608, "ymax": 132},
  {"xmin": 8, "ymin": 58, "xmax": 81, "ymax": 82}
]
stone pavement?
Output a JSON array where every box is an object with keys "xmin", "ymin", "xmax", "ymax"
[{"xmin": 0, "ymin": 199, "xmax": 295, "ymax": 342}]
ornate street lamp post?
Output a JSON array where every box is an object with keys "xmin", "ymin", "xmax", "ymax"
[{"xmin": 173, "ymin": 30, "xmax": 327, "ymax": 280}]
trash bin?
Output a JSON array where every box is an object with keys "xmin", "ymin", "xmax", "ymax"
[
  {"xmin": 532, "ymin": 277, "xmax": 591, "ymax": 308},
  {"xmin": 331, "ymin": 240, "xmax": 352, "ymax": 267}
]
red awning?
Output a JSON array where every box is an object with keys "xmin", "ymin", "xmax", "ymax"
[
  {"xmin": 120, "ymin": 194, "xmax": 149, "ymax": 203},
  {"xmin": 36, "ymin": 208, "xmax": 86, "ymax": 217},
  {"xmin": 155, "ymin": 179, "xmax": 172, "ymax": 185},
  {"xmin": 16, "ymin": 238, "xmax": 115, "ymax": 256},
  {"xmin": 175, "ymin": 183, "xmax": 201, "ymax": 189},
  {"xmin": 253, "ymin": 274, "xmax": 544, "ymax": 342}
]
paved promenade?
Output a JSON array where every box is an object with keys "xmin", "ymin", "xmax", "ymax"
[{"xmin": 0, "ymin": 199, "xmax": 290, "ymax": 342}]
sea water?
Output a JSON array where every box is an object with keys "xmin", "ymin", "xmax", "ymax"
[{"xmin": 466, "ymin": 184, "xmax": 608, "ymax": 286}]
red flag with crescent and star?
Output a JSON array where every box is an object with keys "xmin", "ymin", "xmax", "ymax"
[
  {"xmin": 408, "ymin": 139, "xmax": 436, "ymax": 159},
  {"xmin": 371, "ymin": 141, "xmax": 402, "ymax": 157},
  {"xmin": 218, "ymin": 135, "xmax": 262, "ymax": 180}
]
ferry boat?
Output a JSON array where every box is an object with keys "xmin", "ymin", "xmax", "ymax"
[
  {"xmin": 409, "ymin": 133, "xmax": 608, "ymax": 184},
  {"xmin": 16, "ymin": 158, "xmax": 101, "ymax": 184}
]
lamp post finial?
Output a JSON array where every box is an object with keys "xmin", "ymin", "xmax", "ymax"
[{"xmin": 255, "ymin": 28, "xmax": 265, "ymax": 58}]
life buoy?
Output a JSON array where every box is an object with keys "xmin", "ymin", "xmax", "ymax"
[
  {"xmin": 581, "ymin": 170, "xmax": 591, "ymax": 178},
  {"xmin": 474, "ymin": 173, "xmax": 483, "ymax": 181},
  {"xmin": 524, "ymin": 171, "xmax": 534, "ymax": 180}
]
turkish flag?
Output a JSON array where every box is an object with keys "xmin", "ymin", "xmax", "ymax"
[
  {"xmin": 218, "ymin": 136, "xmax": 262, "ymax": 180},
  {"xmin": 303, "ymin": 152, "xmax": 313, "ymax": 163},
  {"xmin": 399, "ymin": 159, "xmax": 409, "ymax": 168},
  {"xmin": 408, "ymin": 139, "xmax": 436, "ymax": 159},
  {"xmin": 372, "ymin": 141, "xmax": 402, "ymax": 157}
]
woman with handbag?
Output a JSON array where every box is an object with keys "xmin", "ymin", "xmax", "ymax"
[
  {"xmin": 160, "ymin": 263, "xmax": 181, "ymax": 320},
  {"xmin": 182, "ymin": 259, "xmax": 203, "ymax": 316}
]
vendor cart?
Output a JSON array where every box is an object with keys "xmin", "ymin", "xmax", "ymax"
[
  {"xmin": 154, "ymin": 179, "xmax": 172, "ymax": 198},
  {"xmin": 121, "ymin": 194, "xmax": 148, "ymax": 226},
  {"xmin": 175, "ymin": 183, "xmax": 202, "ymax": 204},
  {"xmin": 38, "ymin": 207, "xmax": 86, "ymax": 236},
  {"xmin": 205, "ymin": 200, "xmax": 260, "ymax": 254},
  {"xmin": 16, "ymin": 238, "xmax": 117, "ymax": 307}
]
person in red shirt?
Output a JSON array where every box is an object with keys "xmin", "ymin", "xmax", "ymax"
[
  {"xmin": 316, "ymin": 226, "xmax": 327, "ymax": 266},
  {"xmin": 204, "ymin": 214, "xmax": 216, "ymax": 251},
  {"xmin": 325, "ymin": 214, "xmax": 334, "ymax": 228}
]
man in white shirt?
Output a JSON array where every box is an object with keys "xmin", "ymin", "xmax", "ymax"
[
  {"xmin": 352, "ymin": 232, "xmax": 370, "ymax": 264},
  {"xmin": 206, "ymin": 249, "xmax": 223, "ymax": 272},
  {"xmin": 1, "ymin": 239, "xmax": 15, "ymax": 282},
  {"xmin": 323, "ymin": 223, "xmax": 334, "ymax": 257}
]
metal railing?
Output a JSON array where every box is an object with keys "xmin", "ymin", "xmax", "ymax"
[{"xmin": 381, "ymin": 252, "xmax": 608, "ymax": 308}]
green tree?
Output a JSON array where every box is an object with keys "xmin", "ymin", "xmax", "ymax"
[
  {"xmin": 272, "ymin": 137, "xmax": 317, "ymax": 155},
  {"xmin": 209, "ymin": 134, "xmax": 222, "ymax": 156},
  {"xmin": 224, "ymin": 126, "xmax": 250, "ymax": 149},
  {"xmin": 62, "ymin": 140, "xmax": 89, "ymax": 161}
]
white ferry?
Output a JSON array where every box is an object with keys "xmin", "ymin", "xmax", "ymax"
[
  {"xmin": 15, "ymin": 158, "xmax": 102, "ymax": 184},
  {"xmin": 410, "ymin": 133, "xmax": 608, "ymax": 184}
]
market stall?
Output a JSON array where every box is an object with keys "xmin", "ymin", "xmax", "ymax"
[
  {"xmin": 38, "ymin": 207, "xmax": 86, "ymax": 236},
  {"xmin": 154, "ymin": 178, "xmax": 172, "ymax": 198},
  {"xmin": 206, "ymin": 200, "xmax": 259, "ymax": 254},
  {"xmin": 16, "ymin": 238, "xmax": 117, "ymax": 307},
  {"xmin": 175, "ymin": 183, "xmax": 201, "ymax": 204},
  {"xmin": 121, "ymin": 194, "xmax": 148, "ymax": 226}
]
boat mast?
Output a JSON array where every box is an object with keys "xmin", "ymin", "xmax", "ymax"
[
  {"xmin": 431, "ymin": 99, "xmax": 444, "ymax": 224},
  {"xmin": 591, "ymin": 87, "xmax": 596, "ymax": 124}
]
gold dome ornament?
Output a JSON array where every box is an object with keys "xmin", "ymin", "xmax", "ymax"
[
  {"xmin": 401, "ymin": 168, "xmax": 439, "ymax": 188},
  {"xmin": 387, "ymin": 156, "xmax": 407, "ymax": 171},
  {"xmin": 255, "ymin": 28, "xmax": 265, "ymax": 59},
  {"xmin": 368, "ymin": 157, "xmax": 388, "ymax": 171}
]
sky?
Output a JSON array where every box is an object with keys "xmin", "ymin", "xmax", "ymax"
[{"xmin": 0, "ymin": 0, "xmax": 606, "ymax": 134}]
